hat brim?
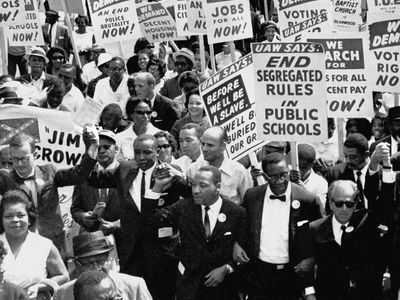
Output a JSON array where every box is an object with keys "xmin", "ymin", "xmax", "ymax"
[
  {"xmin": 99, "ymin": 134, "xmax": 117, "ymax": 144},
  {"xmin": 172, "ymin": 52, "xmax": 195, "ymax": 66},
  {"xmin": 75, "ymin": 245, "xmax": 113, "ymax": 258},
  {"xmin": 26, "ymin": 53, "xmax": 49, "ymax": 64}
]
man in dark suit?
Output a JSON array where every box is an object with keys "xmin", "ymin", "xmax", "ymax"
[
  {"xmin": 149, "ymin": 165, "xmax": 247, "ymax": 300},
  {"xmin": 0, "ymin": 130, "xmax": 98, "ymax": 258},
  {"xmin": 326, "ymin": 133, "xmax": 380, "ymax": 210},
  {"xmin": 135, "ymin": 72, "xmax": 180, "ymax": 132},
  {"xmin": 310, "ymin": 173, "xmax": 395, "ymax": 300},
  {"xmin": 71, "ymin": 130, "xmax": 121, "ymax": 252},
  {"xmin": 42, "ymin": 10, "xmax": 71, "ymax": 55},
  {"xmin": 370, "ymin": 106, "xmax": 400, "ymax": 155},
  {"xmin": 16, "ymin": 47, "xmax": 57, "ymax": 93},
  {"xmin": 87, "ymin": 133, "xmax": 187, "ymax": 300},
  {"xmin": 235, "ymin": 152, "xmax": 323, "ymax": 300}
]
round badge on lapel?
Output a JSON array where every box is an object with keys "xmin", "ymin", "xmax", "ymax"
[
  {"xmin": 35, "ymin": 178, "xmax": 44, "ymax": 186},
  {"xmin": 345, "ymin": 226, "xmax": 354, "ymax": 233},
  {"xmin": 291, "ymin": 200, "xmax": 300, "ymax": 210},
  {"xmin": 151, "ymin": 111, "xmax": 158, "ymax": 118},
  {"xmin": 158, "ymin": 198, "xmax": 165, "ymax": 206},
  {"xmin": 218, "ymin": 213, "xmax": 226, "ymax": 223}
]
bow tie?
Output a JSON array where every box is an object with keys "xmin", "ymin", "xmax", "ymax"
[
  {"xmin": 15, "ymin": 172, "xmax": 35, "ymax": 182},
  {"xmin": 270, "ymin": 194, "xmax": 286, "ymax": 202}
]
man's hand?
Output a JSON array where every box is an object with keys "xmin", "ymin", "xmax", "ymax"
[
  {"xmin": 289, "ymin": 169, "xmax": 302, "ymax": 185},
  {"xmin": 233, "ymin": 242, "xmax": 250, "ymax": 264},
  {"xmin": 304, "ymin": 294, "xmax": 316, "ymax": 300},
  {"xmin": 370, "ymin": 142, "xmax": 390, "ymax": 170},
  {"xmin": 82, "ymin": 124, "xmax": 99, "ymax": 145},
  {"xmin": 153, "ymin": 164, "xmax": 175, "ymax": 192},
  {"xmin": 294, "ymin": 257, "xmax": 314, "ymax": 274},
  {"xmin": 204, "ymin": 266, "xmax": 227, "ymax": 287},
  {"xmin": 98, "ymin": 218, "xmax": 115, "ymax": 235},
  {"xmin": 81, "ymin": 212, "xmax": 98, "ymax": 229}
]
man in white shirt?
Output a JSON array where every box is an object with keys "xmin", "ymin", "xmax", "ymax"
[
  {"xmin": 81, "ymin": 45, "xmax": 105, "ymax": 85},
  {"xmin": 187, "ymin": 126, "xmax": 253, "ymax": 205},
  {"xmin": 175, "ymin": 123, "xmax": 203, "ymax": 173},
  {"xmin": 93, "ymin": 57, "xmax": 129, "ymax": 116},
  {"xmin": 58, "ymin": 64, "xmax": 84, "ymax": 112}
]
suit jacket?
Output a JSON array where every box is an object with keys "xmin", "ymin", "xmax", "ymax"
[
  {"xmin": 0, "ymin": 154, "xmax": 97, "ymax": 253},
  {"xmin": 310, "ymin": 181, "xmax": 395, "ymax": 300},
  {"xmin": 242, "ymin": 183, "xmax": 323, "ymax": 289},
  {"xmin": 160, "ymin": 75, "xmax": 181, "ymax": 100},
  {"xmin": 151, "ymin": 93, "xmax": 180, "ymax": 132},
  {"xmin": 42, "ymin": 23, "xmax": 71, "ymax": 54},
  {"xmin": 87, "ymin": 160, "xmax": 184, "ymax": 272},
  {"xmin": 156, "ymin": 197, "xmax": 246, "ymax": 300},
  {"xmin": 16, "ymin": 73, "xmax": 57, "ymax": 91}
]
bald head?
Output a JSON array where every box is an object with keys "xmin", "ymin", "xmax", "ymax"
[{"xmin": 201, "ymin": 127, "xmax": 227, "ymax": 166}]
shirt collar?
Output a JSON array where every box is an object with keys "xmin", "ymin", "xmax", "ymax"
[
  {"xmin": 353, "ymin": 159, "xmax": 369, "ymax": 176},
  {"xmin": 31, "ymin": 72, "xmax": 46, "ymax": 81},
  {"xmin": 266, "ymin": 183, "xmax": 291, "ymax": 202},
  {"xmin": 15, "ymin": 167, "xmax": 35, "ymax": 179},
  {"xmin": 332, "ymin": 215, "xmax": 349, "ymax": 231},
  {"xmin": 202, "ymin": 196, "xmax": 223, "ymax": 213},
  {"xmin": 217, "ymin": 157, "xmax": 234, "ymax": 176},
  {"xmin": 140, "ymin": 162, "xmax": 157, "ymax": 176}
]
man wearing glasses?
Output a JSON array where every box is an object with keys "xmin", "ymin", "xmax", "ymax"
[
  {"xmin": 310, "ymin": 174, "xmax": 395, "ymax": 300},
  {"xmin": 234, "ymin": 152, "xmax": 323, "ymax": 300},
  {"xmin": 93, "ymin": 57, "xmax": 130, "ymax": 117}
]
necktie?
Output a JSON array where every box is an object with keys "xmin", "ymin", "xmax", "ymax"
[
  {"xmin": 204, "ymin": 206, "xmax": 211, "ymax": 240},
  {"xmin": 356, "ymin": 171, "xmax": 365, "ymax": 209},
  {"xmin": 140, "ymin": 171, "xmax": 146, "ymax": 199},
  {"xmin": 49, "ymin": 24, "xmax": 54, "ymax": 46},
  {"xmin": 341, "ymin": 225, "xmax": 348, "ymax": 246},
  {"xmin": 270, "ymin": 194, "xmax": 286, "ymax": 202}
]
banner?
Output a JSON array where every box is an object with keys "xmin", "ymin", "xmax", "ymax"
[
  {"xmin": 0, "ymin": 105, "xmax": 86, "ymax": 257},
  {"xmin": 8, "ymin": 0, "xmax": 44, "ymax": 46},
  {"xmin": 251, "ymin": 42, "xmax": 328, "ymax": 142},
  {"xmin": 368, "ymin": 14, "xmax": 400, "ymax": 92},
  {"xmin": 200, "ymin": 54, "xmax": 266, "ymax": 160},
  {"xmin": 205, "ymin": 0, "xmax": 253, "ymax": 44},
  {"xmin": 88, "ymin": 0, "xmax": 142, "ymax": 44},
  {"xmin": 175, "ymin": 0, "xmax": 190, "ymax": 36},
  {"xmin": 277, "ymin": 0, "xmax": 332, "ymax": 41},
  {"xmin": 306, "ymin": 33, "xmax": 374, "ymax": 118},
  {"xmin": 369, "ymin": 0, "xmax": 400, "ymax": 14},
  {"xmin": 0, "ymin": 0, "xmax": 26, "ymax": 26},
  {"xmin": 332, "ymin": 0, "xmax": 362, "ymax": 32},
  {"xmin": 137, "ymin": 0, "xmax": 179, "ymax": 42},
  {"xmin": 187, "ymin": 0, "xmax": 207, "ymax": 35}
]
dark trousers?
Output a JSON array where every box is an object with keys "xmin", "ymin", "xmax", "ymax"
[
  {"xmin": 8, "ymin": 53, "xmax": 27, "ymax": 77},
  {"xmin": 247, "ymin": 260, "xmax": 299, "ymax": 300}
]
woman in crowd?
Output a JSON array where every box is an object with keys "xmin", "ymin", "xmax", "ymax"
[
  {"xmin": 136, "ymin": 50, "xmax": 150, "ymax": 75},
  {"xmin": 72, "ymin": 15, "xmax": 95, "ymax": 66},
  {"xmin": 171, "ymin": 87, "xmax": 210, "ymax": 145},
  {"xmin": 345, "ymin": 118, "xmax": 372, "ymax": 140},
  {"xmin": 126, "ymin": 38, "xmax": 154, "ymax": 75},
  {"xmin": 369, "ymin": 116, "xmax": 389, "ymax": 146},
  {"xmin": 146, "ymin": 57, "xmax": 167, "ymax": 93},
  {"xmin": 154, "ymin": 131, "xmax": 177, "ymax": 164},
  {"xmin": 45, "ymin": 47, "xmax": 67, "ymax": 77},
  {"xmin": 116, "ymin": 98, "xmax": 160, "ymax": 160},
  {"xmin": 259, "ymin": 20, "xmax": 281, "ymax": 42},
  {"xmin": 0, "ymin": 190, "xmax": 69, "ymax": 299},
  {"xmin": 173, "ymin": 71, "xmax": 200, "ymax": 117}
]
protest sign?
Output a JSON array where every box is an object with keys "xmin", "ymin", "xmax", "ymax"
[
  {"xmin": 332, "ymin": 0, "xmax": 362, "ymax": 32},
  {"xmin": 47, "ymin": 0, "xmax": 85, "ymax": 14},
  {"xmin": 73, "ymin": 97, "xmax": 104, "ymax": 128},
  {"xmin": 8, "ymin": 0, "xmax": 44, "ymax": 46},
  {"xmin": 205, "ymin": 0, "xmax": 253, "ymax": 44},
  {"xmin": 175, "ymin": 0, "xmax": 190, "ymax": 36},
  {"xmin": 137, "ymin": 0, "xmax": 179, "ymax": 42},
  {"xmin": 251, "ymin": 42, "xmax": 328, "ymax": 142},
  {"xmin": 277, "ymin": 0, "xmax": 332, "ymax": 41},
  {"xmin": 369, "ymin": 0, "xmax": 400, "ymax": 15},
  {"xmin": 0, "ymin": 0, "xmax": 26, "ymax": 26},
  {"xmin": 88, "ymin": 0, "xmax": 141, "ymax": 44},
  {"xmin": 0, "ymin": 105, "xmax": 86, "ymax": 257},
  {"xmin": 368, "ymin": 13, "xmax": 400, "ymax": 93},
  {"xmin": 306, "ymin": 32, "xmax": 374, "ymax": 118},
  {"xmin": 200, "ymin": 54, "xmax": 266, "ymax": 160},
  {"xmin": 187, "ymin": 0, "xmax": 207, "ymax": 35}
]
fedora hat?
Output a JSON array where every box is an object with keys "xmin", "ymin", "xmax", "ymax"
[
  {"xmin": 99, "ymin": 129, "xmax": 117, "ymax": 144},
  {"xmin": 97, "ymin": 53, "xmax": 112, "ymax": 68},
  {"xmin": 73, "ymin": 231, "xmax": 113, "ymax": 258},
  {"xmin": 0, "ymin": 86, "xmax": 23, "ymax": 105},
  {"xmin": 173, "ymin": 48, "xmax": 195, "ymax": 66},
  {"xmin": 388, "ymin": 106, "xmax": 400, "ymax": 123},
  {"xmin": 27, "ymin": 47, "xmax": 49, "ymax": 64}
]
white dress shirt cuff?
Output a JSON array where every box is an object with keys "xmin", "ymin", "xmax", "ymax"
[
  {"xmin": 382, "ymin": 168, "xmax": 396, "ymax": 183},
  {"xmin": 305, "ymin": 286, "xmax": 315, "ymax": 295},
  {"xmin": 145, "ymin": 190, "xmax": 161, "ymax": 199}
]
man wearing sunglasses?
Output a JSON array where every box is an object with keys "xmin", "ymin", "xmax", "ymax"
[
  {"xmin": 234, "ymin": 152, "xmax": 324, "ymax": 300},
  {"xmin": 310, "ymin": 172, "xmax": 395, "ymax": 300}
]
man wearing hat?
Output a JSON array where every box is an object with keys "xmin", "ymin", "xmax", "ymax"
[
  {"xmin": 42, "ymin": 9, "xmax": 71, "ymax": 54},
  {"xmin": 87, "ymin": 53, "xmax": 112, "ymax": 99},
  {"xmin": 54, "ymin": 231, "xmax": 152, "ymax": 300},
  {"xmin": 71, "ymin": 130, "xmax": 122, "ymax": 257},
  {"xmin": 0, "ymin": 86, "xmax": 23, "ymax": 105},
  {"xmin": 160, "ymin": 48, "xmax": 195, "ymax": 99},
  {"xmin": 16, "ymin": 47, "xmax": 58, "ymax": 93},
  {"xmin": 81, "ymin": 44, "xmax": 107, "ymax": 85},
  {"xmin": 259, "ymin": 21, "xmax": 281, "ymax": 42}
]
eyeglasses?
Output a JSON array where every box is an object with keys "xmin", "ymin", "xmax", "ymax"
[
  {"xmin": 134, "ymin": 110, "xmax": 152, "ymax": 115},
  {"xmin": 11, "ymin": 156, "xmax": 31, "ymax": 163},
  {"xmin": 52, "ymin": 56, "xmax": 65, "ymax": 60},
  {"xmin": 158, "ymin": 144, "xmax": 171, "ymax": 150},
  {"xmin": 333, "ymin": 201, "xmax": 356, "ymax": 208},
  {"xmin": 266, "ymin": 172, "xmax": 289, "ymax": 182},
  {"xmin": 110, "ymin": 67, "xmax": 124, "ymax": 73}
]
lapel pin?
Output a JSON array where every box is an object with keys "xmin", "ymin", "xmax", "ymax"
[
  {"xmin": 158, "ymin": 198, "xmax": 165, "ymax": 206},
  {"xmin": 218, "ymin": 213, "xmax": 226, "ymax": 222},
  {"xmin": 291, "ymin": 200, "xmax": 300, "ymax": 209},
  {"xmin": 35, "ymin": 178, "xmax": 44, "ymax": 186},
  {"xmin": 151, "ymin": 111, "xmax": 158, "ymax": 118},
  {"xmin": 345, "ymin": 226, "xmax": 354, "ymax": 233}
]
